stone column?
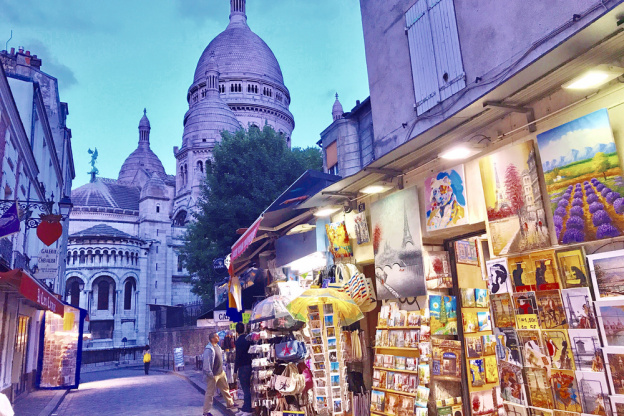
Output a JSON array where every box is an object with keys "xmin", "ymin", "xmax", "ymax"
[{"xmin": 113, "ymin": 289, "xmax": 123, "ymax": 346}]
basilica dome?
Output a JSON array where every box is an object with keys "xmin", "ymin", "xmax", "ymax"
[{"xmin": 118, "ymin": 110, "xmax": 166, "ymax": 184}]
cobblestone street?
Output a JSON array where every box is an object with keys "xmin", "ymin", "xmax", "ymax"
[{"xmin": 52, "ymin": 368, "xmax": 220, "ymax": 416}]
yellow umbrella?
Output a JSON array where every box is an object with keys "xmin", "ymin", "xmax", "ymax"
[{"xmin": 287, "ymin": 288, "xmax": 364, "ymax": 326}]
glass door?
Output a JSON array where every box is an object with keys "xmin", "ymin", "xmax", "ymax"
[{"xmin": 13, "ymin": 315, "xmax": 30, "ymax": 396}]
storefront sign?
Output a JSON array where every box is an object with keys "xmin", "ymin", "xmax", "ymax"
[
  {"xmin": 36, "ymin": 248, "xmax": 58, "ymax": 280},
  {"xmin": 173, "ymin": 347, "xmax": 184, "ymax": 369},
  {"xmin": 213, "ymin": 257, "xmax": 226, "ymax": 273},
  {"xmin": 516, "ymin": 314, "xmax": 539, "ymax": 329},
  {"xmin": 19, "ymin": 273, "xmax": 64, "ymax": 316},
  {"xmin": 214, "ymin": 310, "xmax": 230, "ymax": 323},
  {"xmin": 231, "ymin": 216, "xmax": 263, "ymax": 260}
]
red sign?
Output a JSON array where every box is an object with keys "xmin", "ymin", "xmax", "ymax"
[
  {"xmin": 19, "ymin": 273, "xmax": 64, "ymax": 317},
  {"xmin": 231, "ymin": 216, "xmax": 263, "ymax": 261}
]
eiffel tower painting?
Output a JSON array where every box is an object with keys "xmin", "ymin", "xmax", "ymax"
[{"xmin": 371, "ymin": 187, "xmax": 426, "ymax": 300}]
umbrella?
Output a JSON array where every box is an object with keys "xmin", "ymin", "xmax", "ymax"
[
  {"xmin": 249, "ymin": 295, "xmax": 298, "ymax": 324},
  {"xmin": 287, "ymin": 288, "xmax": 364, "ymax": 327}
]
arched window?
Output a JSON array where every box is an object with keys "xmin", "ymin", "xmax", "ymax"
[
  {"xmin": 173, "ymin": 210, "xmax": 187, "ymax": 227},
  {"xmin": 124, "ymin": 279, "xmax": 135, "ymax": 310},
  {"xmin": 66, "ymin": 277, "xmax": 83, "ymax": 308},
  {"xmin": 156, "ymin": 204, "xmax": 160, "ymax": 213},
  {"xmin": 197, "ymin": 160, "xmax": 203, "ymax": 173},
  {"xmin": 97, "ymin": 280, "xmax": 110, "ymax": 310}
]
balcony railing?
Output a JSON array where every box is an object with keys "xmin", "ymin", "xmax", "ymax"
[{"xmin": 0, "ymin": 239, "xmax": 12, "ymax": 268}]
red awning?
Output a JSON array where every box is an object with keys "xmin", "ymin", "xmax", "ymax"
[
  {"xmin": 0, "ymin": 269, "xmax": 64, "ymax": 316},
  {"xmin": 231, "ymin": 215, "xmax": 263, "ymax": 261}
]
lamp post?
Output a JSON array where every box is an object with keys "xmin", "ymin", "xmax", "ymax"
[{"xmin": 57, "ymin": 195, "xmax": 73, "ymax": 219}]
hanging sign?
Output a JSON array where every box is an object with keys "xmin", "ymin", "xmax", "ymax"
[
  {"xmin": 0, "ymin": 202, "xmax": 20, "ymax": 238},
  {"xmin": 36, "ymin": 214, "xmax": 63, "ymax": 246},
  {"xmin": 230, "ymin": 322, "xmax": 237, "ymax": 330},
  {"xmin": 213, "ymin": 310, "xmax": 230, "ymax": 323},
  {"xmin": 36, "ymin": 248, "xmax": 58, "ymax": 280},
  {"xmin": 242, "ymin": 312, "xmax": 251, "ymax": 324}
]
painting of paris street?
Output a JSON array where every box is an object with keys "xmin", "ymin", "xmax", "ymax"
[
  {"xmin": 371, "ymin": 186, "xmax": 426, "ymax": 299},
  {"xmin": 479, "ymin": 141, "xmax": 550, "ymax": 256}
]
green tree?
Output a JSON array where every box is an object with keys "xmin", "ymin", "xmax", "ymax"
[
  {"xmin": 592, "ymin": 152, "xmax": 609, "ymax": 180},
  {"xmin": 179, "ymin": 125, "xmax": 322, "ymax": 300}
]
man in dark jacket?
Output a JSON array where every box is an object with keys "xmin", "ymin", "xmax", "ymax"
[{"xmin": 234, "ymin": 323, "xmax": 253, "ymax": 416}]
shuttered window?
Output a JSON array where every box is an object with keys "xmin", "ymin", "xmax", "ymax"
[{"xmin": 406, "ymin": 0, "xmax": 465, "ymax": 115}]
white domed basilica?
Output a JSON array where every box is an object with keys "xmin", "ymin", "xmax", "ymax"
[{"xmin": 64, "ymin": 0, "xmax": 293, "ymax": 351}]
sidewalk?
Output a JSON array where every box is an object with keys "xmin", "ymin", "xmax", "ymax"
[
  {"xmin": 11, "ymin": 389, "xmax": 67, "ymax": 416},
  {"xmin": 167, "ymin": 368, "xmax": 241, "ymax": 416}
]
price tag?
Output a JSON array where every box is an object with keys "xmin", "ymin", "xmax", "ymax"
[{"xmin": 516, "ymin": 314, "xmax": 539, "ymax": 329}]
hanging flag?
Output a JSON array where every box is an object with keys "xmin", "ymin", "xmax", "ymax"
[{"xmin": 0, "ymin": 203, "xmax": 20, "ymax": 239}]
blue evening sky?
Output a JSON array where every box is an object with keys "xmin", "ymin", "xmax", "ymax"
[{"xmin": 0, "ymin": 0, "xmax": 369, "ymax": 188}]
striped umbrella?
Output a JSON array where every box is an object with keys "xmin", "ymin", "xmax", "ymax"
[{"xmin": 287, "ymin": 288, "xmax": 364, "ymax": 327}]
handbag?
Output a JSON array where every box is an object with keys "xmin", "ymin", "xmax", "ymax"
[
  {"xmin": 272, "ymin": 363, "xmax": 303, "ymax": 396},
  {"xmin": 275, "ymin": 339, "xmax": 307, "ymax": 362}
]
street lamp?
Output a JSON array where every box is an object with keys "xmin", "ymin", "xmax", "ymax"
[{"xmin": 57, "ymin": 196, "xmax": 73, "ymax": 218}]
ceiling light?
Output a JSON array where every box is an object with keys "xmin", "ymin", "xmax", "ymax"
[
  {"xmin": 562, "ymin": 65, "xmax": 624, "ymax": 90},
  {"xmin": 439, "ymin": 146, "xmax": 478, "ymax": 160},
  {"xmin": 360, "ymin": 184, "xmax": 393, "ymax": 195},
  {"xmin": 313, "ymin": 207, "xmax": 340, "ymax": 217}
]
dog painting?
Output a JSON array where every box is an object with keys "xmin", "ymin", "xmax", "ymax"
[{"xmin": 425, "ymin": 165, "xmax": 468, "ymax": 231}]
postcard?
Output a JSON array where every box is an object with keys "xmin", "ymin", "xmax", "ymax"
[
  {"xmin": 477, "ymin": 311, "xmax": 492, "ymax": 332},
  {"xmin": 421, "ymin": 308, "xmax": 430, "ymax": 325},
  {"xmin": 513, "ymin": 291, "xmax": 538, "ymax": 315},
  {"xmin": 312, "ymin": 345, "xmax": 323, "ymax": 354},
  {"xmin": 418, "ymin": 363, "xmax": 430, "ymax": 385},
  {"xmin": 575, "ymin": 371, "xmax": 609, "ymax": 416},
  {"xmin": 383, "ymin": 354, "xmax": 395, "ymax": 369},
  {"xmin": 499, "ymin": 327, "xmax": 523, "ymax": 366},
  {"xmin": 374, "ymin": 354, "xmax": 384, "ymax": 367},
  {"xmin": 407, "ymin": 311, "xmax": 421, "ymax": 327},
  {"xmin": 408, "ymin": 374, "xmax": 418, "ymax": 393},
  {"xmin": 386, "ymin": 393, "xmax": 399, "ymax": 415},
  {"xmin": 536, "ymin": 289, "xmax": 568, "ymax": 329},
  {"xmin": 311, "ymin": 328, "xmax": 322, "ymax": 337},
  {"xmin": 333, "ymin": 398, "xmax": 342, "ymax": 414},
  {"xmin": 603, "ymin": 346, "xmax": 624, "ymax": 395},
  {"xmin": 419, "ymin": 342, "xmax": 431, "ymax": 360},
  {"xmin": 465, "ymin": 336, "xmax": 483, "ymax": 358},
  {"xmin": 310, "ymin": 319, "xmax": 321, "ymax": 330},
  {"xmin": 469, "ymin": 389, "xmax": 498, "ymax": 416},
  {"xmin": 430, "ymin": 295, "xmax": 458, "ymax": 335},
  {"xmin": 530, "ymin": 249, "xmax": 562, "ymax": 291},
  {"xmin": 386, "ymin": 371, "xmax": 395, "ymax": 390},
  {"xmin": 517, "ymin": 329, "xmax": 551, "ymax": 369},
  {"xmin": 379, "ymin": 304, "xmax": 390, "ymax": 327},
  {"xmin": 508, "ymin": 255, "xmax": 537, "ymax": 292},
  {"xmin": 524, "ymin": 366, "xmax": 554, "ymax": 409},
  {"xmin": 371, "ymin": 390, "xmax": 385, "ymax": 412},
  {"xmin": 568, "ymin": 329, "xmax": 603, "ymax": 371},
  {"xmin": 380, "ymin": 330, "xmax": 389, "ymax": 347},
  {"xmin": 330, "ymin": 374, "xmax": 340, "ymax": 387},
  {"xmin": 406, "ymin": 357, "xmax": 417, "ymax": 371},
  {"xmin": 415, "ymin": 385, "xmax": 430, "ymax": 408},
  {"xmin": 420, "ymin": 325, "xmax": 430, "ymax": 342},
  {"xmin": 317, "ymin": 396, "xmax": 329, "ymax": 409},
  {"xmin": 486, "ymin": 258, "xmax": 513, "ymax": 294},
  {"xmin": 330, "ymin": 361, "xmax": 339, "ymax": 373},
  {"xmin": 499, "ymin": 361, "xmax": 527, "ymax": 405},
  {"xmin": 491, "ymin": 292, "xmax": 516, "ymax": 328},
  {"xmin": 504, "ymin": 403, "xmax": 528, "ymax": 416},
  {"xmin": 406, "ymin": 329, "xmax": 419, "ymax": 348},
  {"xmin": 394, "ymin": 356, "xmax": 406, "ymax": 370},
  {"xmin": 484, "ymin": 355, "xmax": 499, "ymax": 383},
  {"xmin": 312, "ymin": 336, "xmax": 323, "ymax": 345},
  {"xmin": 378, "ymin": 370, "xmax": 387, "ymax": 388},
  {"xmin": 395, "ymin": 372, "xmax": 409, "ymax": 392},
  {"xmin": 314, "ymin": 361, "xmax": 325, "ymax": 371},
  {"xmin": 595, "ymin": 299, "xmax": 624, "ymax": 347},
  {"xmin": 468, "ymin": 359, "xmax": 485, "ymax": 387},
  {"xmin": 551, "ymin": 369, "xmax": 581, "ymax": 412},
  {"xmin": 425, "ymin": 251, "xmax": 452, "ymax": 290},
  {"xmin": 327, "ymin": 337, "xmax": 337, "ymax": 351},
  {"xmin": 542, "ymin": 329, "xmax": 575, "ymax": 370},
  {"xmin": 482, "ymin": 334, "xmax": 497, "ymax": 355},
  {"xmin": 460, "ymin": 288, "xmax": 476, "ymax": 308},
  {"xmin": 323, "ymin": 304, "xmax": 333, "ymax": 315},
  {"xmin": 324, "ymin": 314, "xmax": 334, "ymax": 327},
  {"xmin": 326, "ymin": 327, "xmax": 335, "ymax": 338},
  {"xmin": 475, "ymin": 288, "xmax": 489, "ymax": 308},
  {"xmin": 611, "ymin": 395, "xmax": 624, "ymax": 416},
  {"xmin": 399, "ymin": 396, "xmax": 415, "ymax": 416},
  {"xmin": 372, "ymin": 369, "xmax": 381, "ymax": 387},
  {"xmin": 587, "ymin": 250, "xmax": 624, "ymax": 300},
  {"xmin": 329, "ymin": 351, "xmax": 337, "ymax": 362},
  {"xmin": 462, "ymin": 310, "xmax": 478, "ymax": 334},
  {"xmin": 315, "ymin": 387, "xmax": 327, "ymax": 396},
  {"xmin": 561, "ymin": 287, "xmax": 596, "ymax": 329},
  {"xmin": 309, "ymin": 312, "xmax": 320, "ymax": 321},
  {"xmin": 308, "ymin": 305, "xmax": 319, "ymax": 313},
  {"xmin": 556, "ymin": 248, "xmax": 589, "ymax": 289}
]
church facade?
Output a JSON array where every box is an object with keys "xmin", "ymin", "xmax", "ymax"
[{"xmin": 64, "ymin": 0, "xmax": 294, "ymax": 351}]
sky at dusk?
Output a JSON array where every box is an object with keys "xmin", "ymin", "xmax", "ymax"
[{"xmin": 0, "ymin": 0, "xmax": 369, "ymax": 188}]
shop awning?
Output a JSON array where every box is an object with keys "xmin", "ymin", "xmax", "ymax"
[
  {"xmin": 232, "ymin": 216, "xmax": 263, "ymax": 261},
  {"xmin": 0, "ymin": 269, "xmax": 64, "ymax": 316}
]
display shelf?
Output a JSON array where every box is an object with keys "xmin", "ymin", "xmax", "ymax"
[
  {"xmin": 374, "ymin": 346, "xmax": 419, "ymax": 351},
  {"xmin": 373, "ymin": 366, "xmax": 419, "ymax": 375},
  {"xmin": 376, "ymin": 326, "xmax": 421, "ymax": 330},
  {"xmin": 371, "ymin": 387, "xmax": 417, "ymax": 397}
]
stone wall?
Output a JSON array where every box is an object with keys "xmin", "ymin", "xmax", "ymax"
[{"xmin": 149, "ymin": 324, "xmax": 230, "ymax": 357}]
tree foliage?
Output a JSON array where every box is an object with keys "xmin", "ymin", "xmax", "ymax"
[
  {"xmin": 593, "ymin": 152, "xmax": 609, "ymax": 179},
  {"xmin": 504, "ymin": 164, "xmax": 524, "ymax": 215},
  {"xmin": 179, "ymin": 125, "xmax": 323, "ymax": 300}
]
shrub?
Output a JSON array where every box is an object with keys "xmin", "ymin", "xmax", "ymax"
[
  {"xmin": 607, "ymin": 192, "xmax": 621, "ymax": 204},
  {"xmin": 589, "ymin": 202, "xmax": 605, "ymax": 214},
  {"xmin": 597, "ymin": 184, "xmax": 605, "ymax": 191},
  {"xmin": 562, "ymin": 228, "xmax": 585, "ymax": 244},
  {"xmin": 558, "ymin": 199, "xmax": 569, "ymax": 207},
  {"xmin": 585, "ymin": 189, "xmax": 595, "ymax": 196},
  {"xmin": 554, "ymin": 207, "xmax": 567, "ymax": 217},
  {"xmin": 566, "ymin": 216, "xmax": 584, "ymax": 230},
  {"xmin": 596, "ymin": 223, "xmax": 620, "ymax": 239},
  {"xmin": 592, "ymin": 210, "xmax": 612, "ymax": 226},
  {"xmin": 572, "ymin": 198, "xmax": 584, "ymax": 207},
  {"xmin": 553, "ymin": 215, "xmax": 564, "ymax": 227},
  {"xmin": 614, "ymin": 198, "xmax": 624, "ymax": 214},
  {"xmin": 601, "ymin": 187, "xmax": 611, "ymax": 197},
  {"xmin": 586, "ymin": 194, "xmax": 599, "ymax": 204},
  {"xmin": 569, "ymin": 206, "xmax": 584, "ymax": 217}
]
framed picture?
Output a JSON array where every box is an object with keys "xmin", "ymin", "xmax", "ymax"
[
  {"xmin": 595, "ymin": 299, "xmax": 624, "ymax": 347},
  {"xmin": 603, "ymin": 346, "xmax": 624, "ymax": 395},
  {"xmin": 424, "ymin": 164, "xmax": 469, "ymax": 231},
  {"xmin": 556, "ymin": 248, "xmax": 590, "ymax": 288},
  {"xmin": 425, "ymin": 251, "xmax": 452, "ymax": 289},
  {"xmin": 587, "ymin": 250, "xmax": 624, "ymax": 300},
  {"xmin": 491, "ymin": 293, "xmax": 516, "ymax": 328},
  {"xmin": 575, "ymin": 371, "xmax": 609, "ymax": 416},
  {"xmin": 455, "ymin": 238, "xmax": 479, "ymax": 265}
]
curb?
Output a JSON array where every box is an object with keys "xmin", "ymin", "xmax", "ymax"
[
  {"xmin": 165, "ymin": 370, "xmax": 236, "ymax": 416},
  {"xmin": 41, "ymin": 389, "xmax": 69, "ymax": 416}
]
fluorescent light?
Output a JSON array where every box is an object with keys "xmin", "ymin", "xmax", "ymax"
[
  {"xmin": 313, "ymin": 207, "xmax": 340, "ymax": 217},
  {"xmin": 360, "ymin": 184, "xmax": 393, "ymax": 194},
  {"xmin": 562, "ymin": 65, "xmax": 624, "ymax": 90},
  {"xmin": 439, "ymin": 146, "xmax": 477, "ymax": 160}
]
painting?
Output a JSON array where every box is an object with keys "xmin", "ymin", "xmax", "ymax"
[
  {"xmin": 425, "ymin": 164, "xmax": 468, "ymax": 231},
  {"xmin": 561, "ymin": 287, "xmax": 596, "ymax": 329},
  {"xmin": 550, "ymin": 369, "xmax": 581, "ymax": 412},
  {"xmin": 595, "ymin": 299, "xmax": 624, "ymax": 347},
  {"xmin": 326, "ymin": 221, "xmax": 353, "ymax": 258},
  {"xmin": 575, "ymin": 371, "xmax": 609, "ymax": 416},
  {"xmin": 603, "ymin": 346, "xmax": 624, "ymax": 395},
  {"xmin": 486, "ymin": 258, "xmax": 513, "ymax": 294},
  {"xmin": 509, "ymin": 255, "xmax": 536, "ymax": 292},
  {"xmin": 537, "ymin": 109, "xmax": 624, "ymax": 244},
  {"xmin": 610, "ymin": 396, "xmax": 624, "ymax": 416},
  {"xmin": 535, "ymin": 290, "xmax": 568, "ymax": 329},
  {"xmin": 556, "ymin": 248, "xmax": 590, "ymax": 288},
  {"xmin": 465, "ymin": 336, "xmax": 483, "ymax": 358},
  {"xmin": 499, "ymin": 361, "xmax": 527, "ymax": 405},
  {"xmin": 568, "ymin": 329, "xmax": 603, "ymax": 372},
  {"xmin": 469, "ymin": 359, "xmax": 485, "ymax": 387},
  {"xmin": 371, "ymin": 187, "xmax": 426, "ymax": 299},
  {"xmin": 353, "ymin": 211, "xmax": 370, "ymax": 245},
  {"xmin": 491, "ymin": 293, "xmax": 516, "ymax": 328},
  {"xmin": 530, "ymin": 250, "xmax": 562, "ymax": 290},
  {"xmin": 524, "ymin": 367, "xmax": 554, "ymax": 409},
  {"xmin": 498, "ymin": 327, "xmax": 523, "ymax": 367},
  {"xmin": 469, "ymin": 388, "xmax": 502, "ymax": 416},
  {"xmin": 455, "ymin": 238, "xmax": 479, "ymax": 265},
  {"xmin": 518, "ymin": 330, "xmax": 551, "ymax": 369},
  {"xmin": 542, "ymin": 329, "xmax": 575, "ymax": 370},
  {"xmin": 429, "ymin": 295, "xmax": 457, "ymax": 335},
  {"xmin": 431, "ymin": 338, "xmax": 461, "ymax": 379},
  {"xmin": 587, "ymin": 250, "xmax": 624, "ymax": 300},
  {"xmin": 479, "ymin": 140, "xmax": 550, "ymax": 256},
  {"xmin": 460, "ymin": 288, "xmax": 476, "ymax": 308},
  {"xmin": 424, "ymin": 251, "xmax": 452, "ymax": 289}
]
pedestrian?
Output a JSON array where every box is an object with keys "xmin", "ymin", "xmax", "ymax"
[
  {"xmin": 203, "ymin": 332, "xmax": 235, "ymax": 416},
  {"xmin": 143, "ymin": 346, "xmax": 151, "ymax": 375},
  {"xmin": 234, "ymin": 323, "xmax": 253, "ymax": 416}
]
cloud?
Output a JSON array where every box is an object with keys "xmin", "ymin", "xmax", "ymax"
[
  {"xmin": 538, "ymin": 126, "xmax": 614, "ymax": 165},
  {"xmin": 24, "ymin": 40, "xmax": 78, "ymax": 89}
]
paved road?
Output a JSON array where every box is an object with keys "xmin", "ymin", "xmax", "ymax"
[{"xmin": 53, "ymin": 368, "xmax": 218, "ymax": 416}]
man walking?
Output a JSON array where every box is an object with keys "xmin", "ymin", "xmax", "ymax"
[
  {"xmin": 234, "ymin": 323, "xmax": 252, "ymax": 416},
  {"xmin": 142, "ymin": 346, "xmax": 151, "ymax": 375},
  {"xmin": 203, "ymin": 332, "xmax": 235, "ymax": 416}
]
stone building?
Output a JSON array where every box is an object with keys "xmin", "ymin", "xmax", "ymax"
[{"xmin": 64, "ymin": 0, "xmax": 294, "ymax": 353}]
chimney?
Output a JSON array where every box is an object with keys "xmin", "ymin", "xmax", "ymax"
[
  {"xmin": 356, "ymin": 100, "xmax": 361, "ymax": 105},
  {"xmin": 18, "ymin": 47, "xmax": 23, "ymax": 53},
  {"xmin": 25, "ymin": 50, "xmax": 30, "ymax": 56},
  {"xmin": 10, "ymin": 48, "xmax": 14, "ymax": 54}
]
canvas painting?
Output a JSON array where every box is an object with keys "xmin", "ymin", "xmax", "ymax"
[
  {"xmin": 455, "ymin": 238, "xmax": 479, "ymax": 265},
  {"xmin": 353, "ymin": 211, "xmax": 370, "ymax": 245},
  {"xmin": 326, "ymin": 221, "xmax": 353, "ymax": 258},
  {"xmin": 486, "ymin": 258, "xmax": 513, "ymax": 294},
  {"xmin": 556, "ymin": 248, "xmax": 590, "ymax": 288},
  {"xmin": 479, "ymin": 140, "xmax": 550, "ymax": 256},
  {"xmin": 371, "ymin": 187, "xmax": 426, "ymax": 299},
  {"xmin": 424, "ymin": 251, "xmax": 452, "ymax": 289},
  {"xmin": 537, "ymin": 109, "xmax": 624, "ymax": 244},
  {"xmin": 430, "ymin": 295, "xmax": 458, "ymax": 335},
  {"xmin": 575, "ymin": 371, "xmax": 609, "ymax": 416},
  {"xmin": 551, "ymin": 369, "xmax": 582, "ymax": 412},
  {"xmin": 499, "ymin": 361, "xmax": 527, "ymax": 405},
  {"xmin": 491, "ymin": 293, "xmax": 516, "ymax": 328},
  {"xmin": 524, "ymin": 367, "xmax": 555, "ymax": 409},
  {"xmin": 587, "ymin": 250, "xmax": 624, "ymax": 300},
  {"xmin": 603, "ymin": 346, "xmax": 624, "ymax": 395},
  {"xmin": 535, "ymin": 290, "xmax": 568, "ymax": 329},
  {"xmin": 561, "ymin": 287, "xmax": 596, "ymax": 330},
  {"xmin": 425, "ymin": 164, "xmax": 468, "ymax": 231},
  {"xmin": 595, "ymin": 299, "xmax": 624, "ymax": 347},
  {"xmin": 568, "ymin": 329, "xmax": 603, "ymax": 372},
  {"xmin": 542, "ymin": 329, "xmax": 575, "ymax": 370}
]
